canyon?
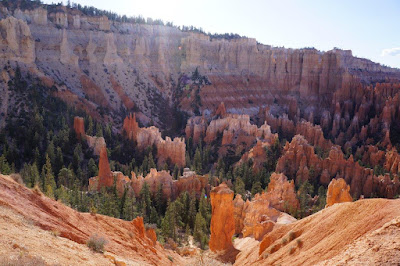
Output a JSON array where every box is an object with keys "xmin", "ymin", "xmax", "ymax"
[{"xmin": 1, "ymin": 1, "xmax": 400, "ymax": 266}]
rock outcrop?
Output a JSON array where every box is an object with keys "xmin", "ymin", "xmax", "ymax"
[
  {"xmin": 73, "ymin": 116, "xmax": 85, "ymax": 139},
  {"xmin": 209, "ymin": 183, "xmax": 236, "ymax": 253},
  {"xmin": 326, "ymin": 178, "xmax": 353, "ymax": 207},
  {"xmin": 266, "ymin": 173, "xmax": 299, "ymax": 212},
  {"xmin": 0, "ymin": 16, "xmax": 35, "ymax": 64},
  {"xmin": 233, "ymin": 193, "xmax": 296, "ymax": 241},
  {"xmin": 123, "ymin": 113, "xmax": 186, "ymax": 168},
  {"xmin": 186, "ymin": 111, "xmax": 278, "ymax": 158},
  {"xmin": 276, "ymin": 135, "xmax": 400, "ymax": 199},
  {"xmin": 73, "ymin": 116, "xmax": 105, "ymax": 155}
]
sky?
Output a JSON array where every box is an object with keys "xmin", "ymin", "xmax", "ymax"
[{"xmin": 42, "ymin": 0, "xmax": 400, "ymax": 68}]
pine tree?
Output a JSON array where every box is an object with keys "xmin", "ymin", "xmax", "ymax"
[
  {"xmin": 193, "ymin": 147, "xmax": 202, "ymax": 173},
  {"xmin": 122, "ymin": 195, "xmax": 136, "ymax": 221},
  {"xmin": 139, "ymin": 182, "xmax": 152, "ymax": 223},
  {"xmin": 72, "ymin": 144, "xmax": 82, "ymax": 172},
  {"xmin": 173, "ymin": 164, "xmax": 179, "ymax": 180},
  {"xmin": 188, "ymin": 193, "xmax": 197, "ymax": 229},
  {"xmin": 54, "ymin": 146, "xmax": 64, "ymax": 175},
  {"xmin": 148, "ymin": 153, "xmax": 156, "ymax": 170},
  {"xmin": 88, "ymin": 158, "xmax": 98, "ymax": 177},
  {"xmin": 58, "ymin": 167, "xmax": 75, "ymax": 188},
  {"xmin": 161, "ymin": 200, "xmax": 172, "ymax": 239},
  {"xmin": 0, "ymin": 154, "xmax": 11, "ymax": 175},
  {"xmin": 251, "ymin": 181, "xmax": 262, "ymax": 196},
  {"xmin": 155, "ymin": 183, "xmax": 165, "ymax": 215},
  {"xmin": 199, "ymin": 189, "xmax": 211, "ymax": 229},
  {"xmin": 298, "ymin": 180, "xmax": 314, "ymax": 218},
  {"xmin": 96, "ymin": 122, "xmax": 103, "ymax": 137},
  {"xmin": 150, "ymin": 206, "xmax": 159, "ymax": 225},
  {"xmin": 20, "ymin": 163, "xmax": 40, "ymax": 187},
  {"xmin": 234, "ymin": 177, "xmax": 246, "ymax": 198},
  {"xmin": 193, "ymin": 212, "xmax": 207, "ymax": 249},
  {"xmin": 87, "ymin": 116, "xmax": 94, "ymax": 136},
  {"xmin": 161, "ymin": 200, "xmax": 182, "ymax": 241},
  {"xmin": 46, "ymin": 140, "xmax": 55, "ymax": 166},
  {"xmin": 55, "ymin": 185, "xmax": 69, "ymax": 204},
  {"xmin": 141, "ymin": 156, "xmax": 149, "ymax": 175},
  {"xmin": 42, "ymin": 154, "xmax": 56, "ymax": 196}
]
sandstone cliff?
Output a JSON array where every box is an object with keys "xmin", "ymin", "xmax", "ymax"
[{"xmin": 1, "ymin": 3, "xmax": 399, "ymax": 131}]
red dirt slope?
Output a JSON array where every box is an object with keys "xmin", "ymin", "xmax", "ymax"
[{"xmin": 0, "ymin": 174, "xmax": 185, "ymax": 265}]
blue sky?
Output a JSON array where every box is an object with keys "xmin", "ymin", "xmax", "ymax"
[{"xmin": 43, "ymin": 0, "xmax": 400, "ymax": 68}]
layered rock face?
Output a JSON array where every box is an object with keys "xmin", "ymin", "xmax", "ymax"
[
  {"xmin": 1, "ymin": 4, "xmax": 399, "ymax": 131},
  {"xmin": 123, "ymin": 114, "xmax": 186, "ymax": 168},
  {"xmin": 326, "ymin": 178, "xmax": 353, "ymax": 207},
  {"xmin": 209, "ymin": 183, "xmax": 236, "ymax": 252},
  {"xmin": 0, "ymin": 16, "xmax": 35, "ymax": 64}
]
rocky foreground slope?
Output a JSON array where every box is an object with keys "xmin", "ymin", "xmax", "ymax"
[
  {"xmin": 235, "ymin": 198, "xmax": 400, "ymax": 265},
  {"xmin": 0, "ymin": 174, "xmax": 185, "ymax": 265},
  {"xmin": 1, "ymin": 173, "xmax": 399, "ymax": 265}
]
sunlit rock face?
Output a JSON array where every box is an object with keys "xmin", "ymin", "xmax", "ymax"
[
  {"xmin": 1, "ymin": 4, "xmax": 400, "ymax": 131},
  {"xmin": 326, "ymin": 178, "xmax": 353, "ymax": 207},
  {"xmin": 209, "ymin": 183, "xmax": 236, "ymax": 252}
]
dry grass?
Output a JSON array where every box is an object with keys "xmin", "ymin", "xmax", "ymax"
[
  {"xmin": 87, "ymin": 235, "xmax": 108, "ymax": 253},
  {"xmin": 297, "ymin": 239, "xmax": 303, "ymax": 248},
  {"xmin": 0, "ymin": 254, "xmax": 46, "ymax": 266},
  {"xmin": 289, "ymin": 246, "xmax": 296, "ymax": 255},
  {"xmin": 288, "ymin": 231, "xmax": 296, "ymax": 241}
]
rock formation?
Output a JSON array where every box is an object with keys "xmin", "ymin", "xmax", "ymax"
[
  {"xmin": 73, "ymin": 116, "xmax": 85, "ymax": 139},
  {"xmin": 275, "ymin": 134, "xmax": 400, "ymax": 199},
  {"xmin": 123, "ymin": 113, "xmax": 186, "ymax": 168},
  {"xmin": 233, "ymin": 193, "xmax": 296, "ymax": 241},
  {"xmin": 209, "ymin": 183, "xmax": 236, "ymax": 253},
  {"xmin": 326, "ymin": 178, "xmax": 353, "ymax": 207},
  {"xmin": 266, "ymin": 173, "xmax": 299, "ymax": 212},
  {"xmin": 72, "ymin": 116, "xmax": 105, "ymax": 155},
  {"xmin": 131, "ymin": 169, "xmax": 174, "ymax": 198},
  {"xmin": 0, "ymin": 16, "xmax": 35, "ymax": 64},
  {"xmin": 185, "ymin": 116, "xmax": 207, "ymax": 143},
  {"xmin": 186, "ymin": 111, "xmax": 278, "ymax": 158}
]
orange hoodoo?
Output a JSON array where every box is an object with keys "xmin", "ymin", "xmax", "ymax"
[
  {"xmin": 73, "ymin": 116, "xmax": 85, "ymax": 140},
  {"xmin": 98, "ymin": 146, "xmax": 113, "ymax": 188},
  {"xmin": 209, "ymin": 183, "xmax": 236, "ymax": 252}
]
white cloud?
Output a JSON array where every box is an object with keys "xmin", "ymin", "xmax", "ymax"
[{"xmin": 381, "ymin": 47, "xmax": 400, "ymax": 56}]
